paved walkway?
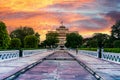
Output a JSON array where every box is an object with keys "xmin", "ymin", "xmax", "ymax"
[
  {"xmin": 69, "ymin": 50, "xmax": 120, "ymax": 80},
  {"xmin": 15, "ymin": 51, "xmax": 96, "ymax": 80},
  {"xmin": 0, "ymin": 50, "xmax": 53, "ymax": 79},
  {"xmin": 1, "ymin": 50, "xmax": 120, "ymax": 80}
]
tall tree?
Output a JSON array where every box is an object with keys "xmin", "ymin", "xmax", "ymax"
[
  {"xmin": 9, "ymin": 38, "xmax": 21, "ymax": 49},
  {"xmin": 0, "ymin": 21, "xmax": 10, "ymax": 49},
  {"xmin": 45, "ymin": 32, "xmax": 59, "ymax": 48},
  {"xmin": 111, "ymin": 20, "xmax": 120, "ymax": 40},
  {"xmin": 65, "ymin": 33, "xmax": 83, "ymax": 48},
  {"xmin": 92, "ymin": 33, "xmax": 109, "ymax": 58},
  {"xmin": 35, "ymin": 32, "xmax": 40, "ymax": 44},
  {"xmin": 24, "ymin": 35, "xmax": 38, "ymax": 48},
  {"xmin": 10, "ymin": 26, "xmax": 35, "ymax": 46},
  {"xmin": 113, "ymin": 40, "xmax": 120, "ymax": 48},
  {"xmin": 92, "ymin": 33, "xmax": 109, "ymax": 48}
]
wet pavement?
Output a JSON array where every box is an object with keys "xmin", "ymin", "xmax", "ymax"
[
  {"xmin": 2, "ymin": 50, "xmax": 120, "ymax": 80},
  {"xmin": 47, "ymin": 51, "xmax": 73, "ymax": 59},
  {"xmin": 69, "ymin": 50, "xmax": 120, "ymax": 80},
  {"xmin": 0, "ymin": 51, "xmax": 53, "ymax": 79},
  {"xmin": 15, "ymin": 51, "xmax": 96, "ymax": 80}
]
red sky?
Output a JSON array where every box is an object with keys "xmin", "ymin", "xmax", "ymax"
[{"xmin": 0, "ymin": 0, "xmax": 120, "ymax": 41}]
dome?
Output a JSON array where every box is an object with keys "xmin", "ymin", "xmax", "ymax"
[{"xmin": 59, "ymin": 25, "xmax": 66, "ymax": 28}]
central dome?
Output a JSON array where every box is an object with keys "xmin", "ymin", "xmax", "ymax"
[{"xmin": 59, "ymin": 25, "xmax": 66, "ymax": 28}]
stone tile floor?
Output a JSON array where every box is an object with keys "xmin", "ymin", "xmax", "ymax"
[
  {"xmin": 15, "ymin": 60, "xmax": 96, "ymax": 80},
  {"xmin": 0, "ymin": 51, "xmax": 53, "ymax": 79},
  {"xmin": 1, "ymin": 50, "xmax": 120, "ymax": 80},
  {"xmin": 69, "ymin": 51, "xmax": 120, "ymax": 80}
]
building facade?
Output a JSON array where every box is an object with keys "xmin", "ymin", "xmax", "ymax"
[{"xmin": 48, "ymin": 25, "xmax": 78, "ymax": 47}]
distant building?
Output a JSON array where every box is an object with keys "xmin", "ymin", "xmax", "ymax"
[{"xmin": 48, "ymin": 25, "xmax": 78, "ymax": 47}]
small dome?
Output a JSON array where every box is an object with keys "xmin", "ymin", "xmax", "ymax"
[{"xmin": 59, "ymin": 25, "xmax": 66, "ymax": 28}]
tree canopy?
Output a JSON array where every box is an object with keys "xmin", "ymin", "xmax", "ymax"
[
  {"xmin": 111, "ymin": 20, "xmax": 120, "ymax": 40},
  {"xmin": 113, "ymin": 40, "xmax": 120, "ymax": 48},
  {"xmin": 9, "ymin": 38, "xmax": 21, "ymax": 49},
  {"xmin": 24, "ymin": 35, "xmax": 38, "ymax": 48},
  {"xmin": 92, "ymin": 33, "xmax": 109, "ymax": 48},
  {"xmin": 35, "ymin": 32, "xmax": 40, "ymax": 43},
  {"xmin": 10, "ymin": 26, "xmax": 35, "ymax": 46},
  {"xmin": 0, "ymin": 21, "xmax": 10, "ymax": 49},
  {"xmin": 83, "ymin": 33, "xmax": 110, "ymax": 48},
  {"xmin": 65, "ymin": 33, "xmax": 83, "ymax": 48},
  {"xmin": 45, "ymin": 32, "xmax": 59, "ymax": 48}
]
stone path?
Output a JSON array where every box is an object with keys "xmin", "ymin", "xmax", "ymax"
[
  {"xmin": 0, "ymin": 51, "xmax": 53, "ymax": 79},
  {"xmin": 69, "ymin": 51, "xmax": 120, "ymax": 80},
  {"xmin": 15, "ymin": 51, "xmax": 96, "ymax": 80}
]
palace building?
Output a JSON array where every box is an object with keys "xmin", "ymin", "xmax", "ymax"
[{"xmin": 48, "ymin": 24, "xmax": 78, "ymax": 48}]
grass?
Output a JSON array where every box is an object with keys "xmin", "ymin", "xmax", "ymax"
[{"xmin": 79, "ymin": 48, "xmax": 120, "ymax": 53}]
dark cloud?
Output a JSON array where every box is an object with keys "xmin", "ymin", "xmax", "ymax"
[
  {"xmin": 0, "ymin": 12, "xmax": 39, "ymax": 20},
  {"xmin": 98, "ymin": 0, "xmax": 120, "ymax": 7},
  {"xmin": 95, "ymin": 0, "xmax": 120, "ymax": 12},
  {"xmin": 105, "ymin": 11, "xmax": 120, "ymax": 21},
  {"xmin": 68, "ymin": 17, "xmax": 109, "ymax": 30}
]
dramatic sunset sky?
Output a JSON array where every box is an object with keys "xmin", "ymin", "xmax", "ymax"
[{"xmin": 0, "ymin": 0, "xmax": 120, "ymax": 41}]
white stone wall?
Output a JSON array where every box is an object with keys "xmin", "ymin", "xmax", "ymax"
[
  {"xmin": 22, "ymin": 49, "xmax": 47, "ymax": 57},
  {"xmin": 0, "ymin": 49, "xmax": 47, "ymax": 62},
  {"xmin": 79, "ymin": 50, "xmax": 120, "ymax": 63},
  {"xmin": 0, "ymin": 50, "xmax": 19, "ymax": 62},
  {"xmin": 79, "ymin": 50, "xmax": 98, "ymax": 57},
  {"xmin": 102, "ymin": 52, "xmax": 120, "ymax": 63}
]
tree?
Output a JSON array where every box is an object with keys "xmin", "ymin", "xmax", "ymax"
[
  {"xmin": 24, "ymin": 35, "xmax": 38, "ymax": 48},
  {"xmin": 104, "ymin": 39, "xmax": 113, "ymax": 48},
  {"xmin": 92, "ymin": 33, "xmax": 109, "ymax": 58},
  {"xmin": 45, "ymin": 32, "xmax": 59, "ymax": 48},
  {"xmin": 113, "ymin": 40, "xmax": 120, "ymax": 48},
  {"xmin": 65, "ymin": 33, "xmax": 83, "ymax": 48},
  {"xmin": 87, "ymin": 39, "xmax": 97, "ymax": 48},
  {"xmin": 35, "ymin": 32, "xmax": 40, "ymax": 43},
  {"xmin": 9, "ymin": 38, "xmax": 21, "ymax": 49},
  {"xmin": 111, "ymin": 20, "xmax": 120, "ymax": 40},
  {"xmin": 10, "ymin": 26, "xmax": 35, "ymax": 47},
  {"xmin": 0, "ymin": 21, "xmax": 10, "ymax": 49},
  {"xmin": 92, "ymin": 33, "xmax": 109, "ymax": 48}
]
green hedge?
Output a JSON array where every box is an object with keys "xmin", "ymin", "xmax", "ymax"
[
  {"xmin": 79, "ymin": 48, "xmax": 97, "ymax": 51},
  {"xmin": 104, "ymin": 48, "xmax": 120, "ymax": 53},
  {"xmin": 79, "ymin": 48, "xmax": 120, "ymax": 53},
  {"xmin": 0, "ymin": 48, "xmax": 45, "ymax": 51}
]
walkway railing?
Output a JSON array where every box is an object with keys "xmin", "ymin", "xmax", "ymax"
[
  {"xmin": 102, "ymin": 52, "xmax": 120, "ymax": 62},
  {"xmin": 0, "ymin": 49, "xmax": 47, "ymax": 62},
  {"xmin": 22, "ymin": 49, "xmax": 46, "ymax": 57},
  {"xmin": 79, "ymin": 50, "xmax": 120, "ymax": 63},
  {"xmin": 0, "ymin": 50, "xmax": 19, "ymax": 62},
  {"xmin": 79, "ymin": 50, "xmax": 98, "ymax": 57}
]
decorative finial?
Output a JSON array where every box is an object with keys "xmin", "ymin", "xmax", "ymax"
[{"xmin": 61, "ymin": 21, "xmax": 63, "ymax": 26}]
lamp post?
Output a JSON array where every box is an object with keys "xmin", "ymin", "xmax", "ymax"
[{"xmin": 98, "ymin": 43, "xmax": 103, "ymax": 58}]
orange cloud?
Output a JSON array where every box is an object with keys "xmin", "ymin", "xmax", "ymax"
[
  {"xmin": 0, "ymin": 0, "xmax": 55, "ymax": 12},
  {"xmin": 0, "ymin": 0, "xmax": 95, "ymax": 12}
]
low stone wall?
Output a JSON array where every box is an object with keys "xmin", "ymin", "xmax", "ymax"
[
  {"xmin": 79, "ymin": 50, "xmax": 98, "ymax": 57},
  {"xmin": 0, "ymin": 49, "xmax": 47, "ymax": 62},
  {"xmin": 102, "ymin": 52, "xmax": 120, "ymax": 62},
  {"xmin": 0, "ymin": 50, "xmax": 19, "ymax": 62},
  {"xmin": 79, "ymin": 50, "xmax": 120, "ymax": 63},
  {"xmin": 22, "ymin": 49, "xmax": 47, "ymax": 57}
]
